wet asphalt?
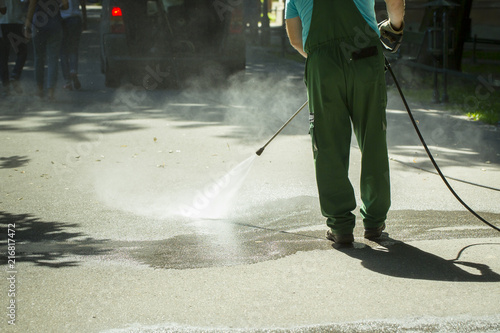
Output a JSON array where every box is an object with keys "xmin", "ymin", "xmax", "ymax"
[{"xmin": 1, "ymin": 6, "xmax": 500, "ymax": 333}]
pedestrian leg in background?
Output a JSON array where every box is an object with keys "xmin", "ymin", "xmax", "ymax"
[
  {"xmin": 46, "ymin": 29, "xmax": 63, "ymax": 100},
  {"xmin": 61, "ymin": 15, "xmax": 82, "ymax": 90},
  {"xmin": 6, "ymin": 23, "xmax": 28, "ymax": 93},
  {"xmin": 0, "ymin": 24, "xmax": 28, "ymax": 95},
  {"xmin": 0, "ymin": 24, "xmax": 10, "ymax": 96},
  {"xmin": 33, "ymin": 30, "xmax": 47, "ymax": 99},
  {"xmin": 60, "ymin": 18, "xmax": 71, "ymax": 90}
]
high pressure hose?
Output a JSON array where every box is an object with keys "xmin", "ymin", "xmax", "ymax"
[{"xmin": 385, "ymin": 57, "xmax": 500, "ymax": 233}]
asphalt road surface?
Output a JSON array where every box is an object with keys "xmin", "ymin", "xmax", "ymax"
[{"xmin": 1, "ymin": 6, "xmax": 500, "ymax": 333}]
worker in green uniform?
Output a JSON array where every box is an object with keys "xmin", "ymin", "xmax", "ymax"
[{"xmin": 285, "ymin": 0, "xmax": 405, "ymax": 244}]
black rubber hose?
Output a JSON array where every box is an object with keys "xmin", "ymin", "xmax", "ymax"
[{"xmin": 385, "ymin": 58, "xmax": 500, "ymax": 233}]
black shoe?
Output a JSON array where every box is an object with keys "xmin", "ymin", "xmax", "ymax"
[
  {"xmin": 63, "ymin": 81, "xmax": 73, "ymax": 91},
  {"xmin": 364, "ymin": 223, "xmax": 386, "ymax": 240},
  {"xmin": 71, "ymin": 73, "xmax": 81, "ymax": 90},
  {"xmin": 326, "ymin": 230, "xmax": 354, "ymax": 244}
]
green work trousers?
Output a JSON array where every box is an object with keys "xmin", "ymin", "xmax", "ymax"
[{"xmin": 304, "ymin": 0, "xmax": 391, "ymax": 235}]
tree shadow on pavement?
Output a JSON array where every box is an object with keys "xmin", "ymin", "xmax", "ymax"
[
  {"xmin": 386, "ymin": 105, "xmax": 500, "ymax": 167},
  {"xmin": 0, "ymin": 211, "xmax": 109, "ymax": 268},
  {"xmin": 336, "ymin": 237, "xmax": 500, "ymax": 282},
  {"xmin": 0, "ymin": 155, "xmax": 30, "ymax": 169}
]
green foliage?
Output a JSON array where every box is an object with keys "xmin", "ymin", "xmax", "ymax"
[
  {"xmin": 466, "ymin": 110, "xmax": 499, "ymax": 124},
  {"xmin": 391, "ymin": 76, "xmax": 499, "ymax": 125},
  {"xmin": 390, "ymin": 58, "xmax": 500, "ymax": 125}
]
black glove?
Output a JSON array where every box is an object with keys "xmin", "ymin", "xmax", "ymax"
[{"xmin": 378, "ymin": 19, "xmax": 404, "ymax": 53}]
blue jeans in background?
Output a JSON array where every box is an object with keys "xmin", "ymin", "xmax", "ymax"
[{"xmin": 33, "ymin": 28, "xmax": 63, "ymax": 93}]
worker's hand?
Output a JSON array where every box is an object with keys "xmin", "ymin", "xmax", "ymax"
[{"xmin": 378, "ymin": 19, "xmax": 404, "ymax": 53}]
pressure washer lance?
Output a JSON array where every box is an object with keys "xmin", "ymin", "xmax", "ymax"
[{"xmin": 255, "ymin": 100, "xmax": 309, "ymax": 156}]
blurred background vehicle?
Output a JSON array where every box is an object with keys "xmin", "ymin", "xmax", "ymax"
[{"xmin": 99, "ymin": 0, "xmax": 246, "ymax": 88}]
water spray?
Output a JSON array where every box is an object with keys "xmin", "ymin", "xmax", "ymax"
[{"xmin": 255, "ymin": 100, "xmax": 309, "ymax": 156}]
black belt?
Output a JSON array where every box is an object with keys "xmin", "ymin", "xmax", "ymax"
[{"xmin": 351, "ymin": 45, "xmax": 378, "ymax": 61}]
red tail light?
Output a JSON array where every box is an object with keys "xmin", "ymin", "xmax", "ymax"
[
  {"xmin": 229, "ymin": 8, "xmax": 243, "ymax": 34},
  {"xmin": 111, "ymin": 7, "xmax": 122, "ymax": 17},
  {"xmin": 110, "ymin": 7, "xmax": 125, "ymax": 33}
]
